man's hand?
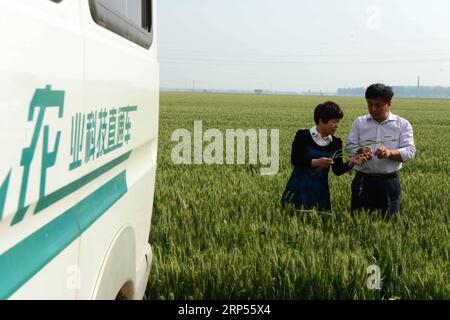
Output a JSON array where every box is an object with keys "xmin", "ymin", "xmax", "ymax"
[
  {"xmin": 375, "ymin": 145, "xmax": 393, "ymax": 159},
  {"xmin": 311, "ymin": 157, "xmax": 334, "ymax": 169},
  {"xmin": 375, "ymin": 145, "xmax": 402, "ymax": 161}
]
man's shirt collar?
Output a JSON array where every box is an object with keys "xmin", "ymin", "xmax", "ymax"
[{"xmin": 366, "ymin": 112, "xmax": 397, "ymax": 124}]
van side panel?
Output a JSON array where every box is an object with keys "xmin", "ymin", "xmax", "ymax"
[
  {"xmin": 77, "ymin": 1, "xmax": 158, "ymax": 299},
  {"xmin": 0, "ymin": 0, "xmax": 83, "ymax": 299},
  {"xmin": 0, "ymin": 0, "xmax": 158, "ymax": 300}
]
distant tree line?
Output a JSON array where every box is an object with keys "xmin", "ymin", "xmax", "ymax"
[{"xmin": 337, "ymin": 86, "xmax": 450, "ymax": 99}]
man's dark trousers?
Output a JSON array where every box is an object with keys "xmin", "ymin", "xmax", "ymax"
[{"xmin": 351, "ymin": 171, "xmax": 400, "ymax": 216}]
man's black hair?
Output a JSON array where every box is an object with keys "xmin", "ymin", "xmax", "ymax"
[
  {"xmin": 365, "ymin": 83, "xmax": 394, "ymax": 103},
  {"xmin": 314, "ymin": 101, "xmax": 343, "ymax": 124}
]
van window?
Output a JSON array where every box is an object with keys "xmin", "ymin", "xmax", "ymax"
[{"xmin": 89, "ymin": 0, "xmax": 153, "ymax": 49}]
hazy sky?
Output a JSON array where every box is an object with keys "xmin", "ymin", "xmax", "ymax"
[{"xmin": 158, "ymin": 0, "xmax": 450, "ymax": 92}]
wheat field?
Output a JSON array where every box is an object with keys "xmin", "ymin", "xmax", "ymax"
[{"xmin": 146, "ymin": 92, "xmax": 450, "ymax": 299}]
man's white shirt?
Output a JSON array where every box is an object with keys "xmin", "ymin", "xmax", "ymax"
[{"xmin": 346, "ymin": 112, "xmax": 416, "ymax": 174}]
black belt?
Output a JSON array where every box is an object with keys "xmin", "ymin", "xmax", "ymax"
[{"xmin": 356, "ymin": 171, "xmax": 399, "ymax": 179}]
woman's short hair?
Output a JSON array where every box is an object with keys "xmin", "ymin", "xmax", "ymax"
[
  {"xmin": 314, "ymin": 101, "xmax": 343, "ymax": 124},
  {"xmin": 365, "ymin": 83, "xmax": 394, "ymax": 102}
]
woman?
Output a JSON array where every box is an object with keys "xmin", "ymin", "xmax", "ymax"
[{"xmin": 281, "ymin": 101, "xmax": 360, "ymax": 212}]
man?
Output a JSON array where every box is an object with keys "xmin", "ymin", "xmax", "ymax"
[{"xmin": 346, "ymin": 83, "xmax": 416, "ymax": 216}]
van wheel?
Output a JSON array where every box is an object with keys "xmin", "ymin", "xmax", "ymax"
[{"xmin": 115, "ymin": 281, "xmax": 134, "ymax": 300}]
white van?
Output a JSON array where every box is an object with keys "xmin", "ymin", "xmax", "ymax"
[{"xmin": 0, "ymin": 0, "xmax": 159, "ymax": 299}]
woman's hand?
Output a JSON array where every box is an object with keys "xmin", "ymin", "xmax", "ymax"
[
  {"xmin": 349, "ymin": 156, "xmax": 363, "ymax": 167},
  {"xmin": 311, "ymin": 157, "xmax": 334, "ymax": 168}
]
